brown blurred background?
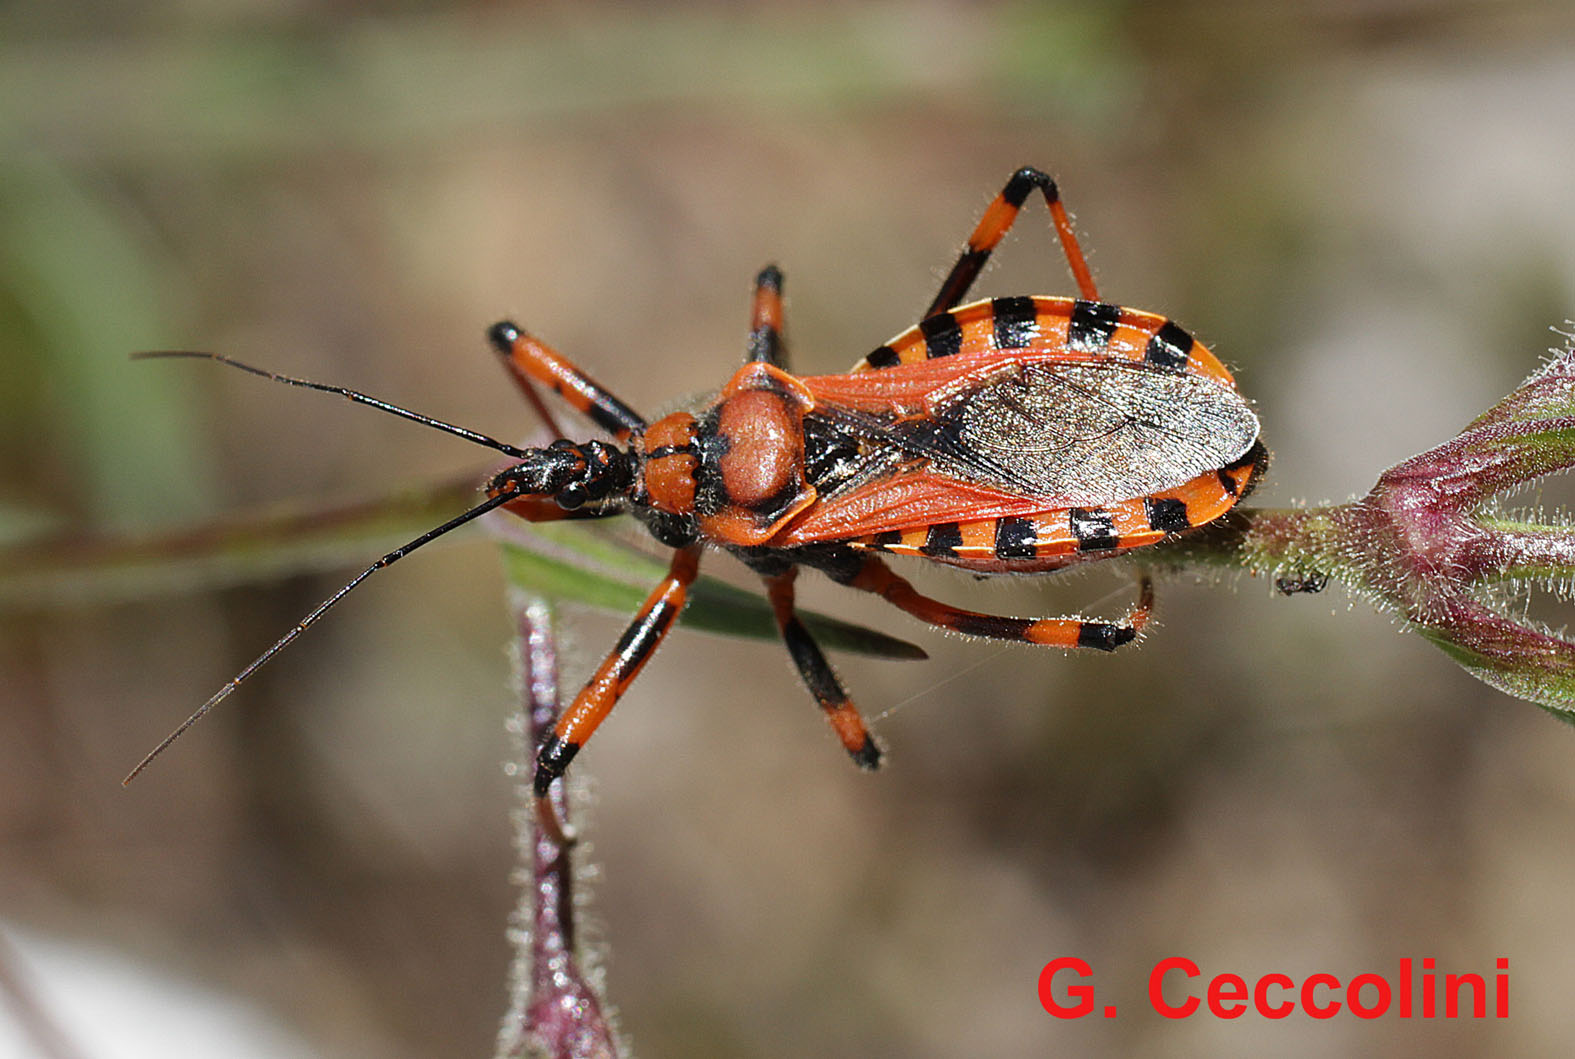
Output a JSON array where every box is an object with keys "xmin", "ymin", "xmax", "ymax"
[{"xmin": 4, "ymin": 2, "xmax": 1575, "ymax": 1056}]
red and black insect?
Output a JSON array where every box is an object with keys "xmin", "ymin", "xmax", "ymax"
[{"xmin": 128, "ymin": 167, "xmax": 1265, "ymax": 817}]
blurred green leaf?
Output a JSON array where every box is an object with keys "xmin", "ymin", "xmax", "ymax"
[
  {"xmin": 0, "ymin": 475, "xmax": 925, "ymax": 661},
  {"xmin": 0, "ymin": 154, "xmax": 209, "ymax": 525},
  {"xmin": 0, "ymin": 476, "xmax": 476, "ymax": 609},
  {"xmin": 499, "ymin": 529, "xmax": 927, "ymax": 661},
  {"xmin": 0, "ymin": 501, "xmax": 64, "ymax": 548}
]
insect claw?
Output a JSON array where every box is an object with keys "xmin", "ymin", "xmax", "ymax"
[
  {"xmin": 753, "ymin": 264, "xmax": 782, "ymax": 291},
  {"xmin": 535, "ymin": 793, "xmax": 578, "ymax": 848},
  {"xmin": 1275, "ymin": 572, "xmax": 1329, "ymax": 595},
  {"xmin": 487, "ymin": 319, "xmax": 526, "ymax": 351},
  {"xmin": 1076, "ymin": 621, "xmax": 1137, "ymax": 652},
  {"xmin": 849, "ymin": 736, "xmax": 883, "ymax": 770}
]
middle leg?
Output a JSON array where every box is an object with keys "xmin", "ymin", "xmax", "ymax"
[
  {"xmin": 761, "ymin": 567, "xmax": 882, "ymax": 770},
  {"xmin": 745, "ymin": 264, "xmax": 788, "ymax": 368}
]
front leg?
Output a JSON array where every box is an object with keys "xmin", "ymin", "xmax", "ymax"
[
  {"xmin": 533, "ymin": 545, "xmax": 703, "ymax": 797},
  {"xmin": 488, "ymin": 321, "xmax": 648, "ymax": 441}
]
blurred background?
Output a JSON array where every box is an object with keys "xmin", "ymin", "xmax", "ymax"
[{"xmin": 4, "ymin": 1, "xmax": 1575, "ymax": 1056}]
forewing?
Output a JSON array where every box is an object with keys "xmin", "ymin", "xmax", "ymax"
[
  {"xmin": 781, "ymin": 349, "xmax": 1260, "ymax": 545},
  {"xmin": 921, "ymin": 360, "xmax": 1259, "ymax": 505}
]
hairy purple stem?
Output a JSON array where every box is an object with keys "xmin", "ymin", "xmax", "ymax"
[
  {"xmin": 497, "ymin": 598, "xmax": 619, "ymax": 1059},
  {"xmin": 1164, "ymin": 335, "xmax": 1575, "ymax": 716}
]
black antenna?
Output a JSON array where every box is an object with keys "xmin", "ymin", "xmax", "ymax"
[
  {"xmin": 124, "ymin": 489, "xmax": 515, "ymax": 784},
  {"xmin": 133, "ymin": 351, "xmax": 533, "ymax": 459},
  {"xmin": 124, "ymin": 350, "xmax": 541, "ymax": 783}
]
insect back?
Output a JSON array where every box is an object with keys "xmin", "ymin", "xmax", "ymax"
[{"xmin": 776, "ymin": 297, "xmax": 1262, "ymax": 568}]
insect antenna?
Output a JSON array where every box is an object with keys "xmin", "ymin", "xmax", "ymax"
[
  {"xmin": 132, "ymin": 350, "xmax": 535, "ymax": 459},
  {"xmin": 125, "ymin": 350, "xmax": 543, "ymax": 783},
  {"xmin": 123, "ymin": 488, "xmax": 517, "ymax": 785}
]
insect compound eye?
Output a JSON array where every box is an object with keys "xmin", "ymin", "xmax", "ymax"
[{"xmin": 575, "ymin": 440, "xmax": 634, "ymax": 504}]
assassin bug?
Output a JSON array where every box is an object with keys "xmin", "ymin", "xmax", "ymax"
[{"xmin": 128, "ymin": 167, "xmax": 1265, "ymax": 824}]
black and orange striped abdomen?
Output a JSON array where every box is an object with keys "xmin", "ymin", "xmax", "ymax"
[
  {"xmin": 849, "ymin": 296, "xmax": 1235, "ymax": 388},
  {"xmin": 843, "ymin": 442, "xmax": 1266, "ymax": 572}
]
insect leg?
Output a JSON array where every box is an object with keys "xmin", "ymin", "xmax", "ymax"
[
  {"xmin": 835, "ymin": 554, "xmax": 1152, "ymax": 651},
  {"xmin": 761, "ymin": 567, "xmax": 882, "ymax": 770},
  {"xmin": 745, "ymin": 264, "xmax": 789, "ymax": 368},
  {"xmin": 926, "ymin": 166, "xmax": 1099, "ymax": 317},
  {"xmin": 532, "ymin": 545, "xmax": 702, "ymax": 798},
  {"xmin": 487, "ymin": 321, "xmax": 647, "ymax": 441}
]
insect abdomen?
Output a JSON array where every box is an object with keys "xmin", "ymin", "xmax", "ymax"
[
  {"xmin": 849, "ymin": 443, "xmax": 1266, "ymax": 571},
  {"xmin": 855, "ymin": 296, "xmax": 1236, "ymax": 390}
]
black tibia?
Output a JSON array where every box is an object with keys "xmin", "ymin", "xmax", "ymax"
[
  {"xmin": 759, "ymin": 567, "xmax": 883, "ymax": 772},
  {"xmin": 534, "ymin": 733, "xmax": 578, "ymax": 797}
]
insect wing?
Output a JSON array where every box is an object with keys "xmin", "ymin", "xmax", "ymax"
[
  {"xmin": 771, "ymin": 467, "xmax": 1069, "ymax": 546},
  {"xmin": 918, "ymin": 358, "xmax": 1259, "ymax": 505},
  {"xmin": 779, "ymin": 300, "xmax": 1259, "ymax": 547}
]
